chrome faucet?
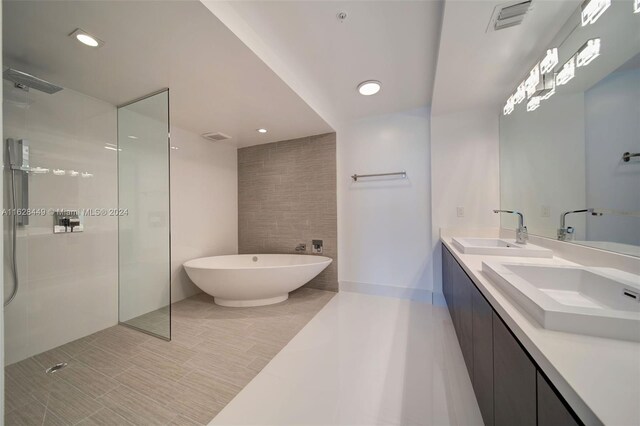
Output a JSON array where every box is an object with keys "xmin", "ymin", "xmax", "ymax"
[
  {"xmin": 295, "ymin": 243, "xmax": 307, "ymax": 252},
  {"xmin": 493, "ymin": 209, "xmax": 528, "ymax": 244},
  {"xmin": 558, "ymin": 208, "xmax": 602, "ymax": 241}
]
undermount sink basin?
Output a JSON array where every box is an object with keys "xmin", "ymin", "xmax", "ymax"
[
  {"xmin": 452, "ymin": 237, "xmax": 553, "ymax": 258},
  {"xmin": 483, "ymin": 261, "xmax": 640, "ymax": 341}
]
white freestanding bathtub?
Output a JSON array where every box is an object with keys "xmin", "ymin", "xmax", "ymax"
[{"xmin": 183, "ymin": 254, "xmax": 332, "ymax": 307}]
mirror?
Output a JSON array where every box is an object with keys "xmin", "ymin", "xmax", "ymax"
[{"xmin": 500, "ymin": 0, "xmax": 640, "ymax": 257}]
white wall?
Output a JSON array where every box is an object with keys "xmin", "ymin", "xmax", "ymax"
[
  {"xmin": 430, "ymin": 108, "xmax": 501, "ymax": 298},
  {"xmin": 585, "ymin": 68, "xmax": 640, "ymax": 246},
  {"xmin": 198, "ymin": 3, "xmax": 440, "ymax": 302},
  {"xmin": 3, "ymin": 81, "xmax": 118, "ymax": 365},
  {"xmin": 170, "ymin": 126, "xmax": 238, "ymax": 302},
  {"xmin": 337, "ymin": 107, "xmax": 432, "ymax": 300}
]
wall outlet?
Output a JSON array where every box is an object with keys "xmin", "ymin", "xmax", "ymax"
[
  {"xmin": 456, "ymin": 206, "xmax": 465, "ymax": 218},
  {"xmin": 541, "ymin": 205, "xmax": 550, "ymax": 218}
]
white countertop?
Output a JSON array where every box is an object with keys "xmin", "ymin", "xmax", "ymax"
[{"xmin": 441, "ymin": 234, "xmax": 640, "ymax": 426}]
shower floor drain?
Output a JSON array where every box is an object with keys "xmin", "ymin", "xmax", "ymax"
[{"xmin": 45, "ymin": 362, "xmax": 68, "ymax": 374}]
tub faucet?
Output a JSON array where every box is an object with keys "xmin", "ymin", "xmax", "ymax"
[
  {"xmin": 558, "ymin": 208, "xmax": 602, "ymax": 241},
  {"xmin": 493, "ymin": 209, "xmax": 528, "ymax": 244},
  {"xmin": 295, "ymin": 243, "xmax": 307, "ymax": 252}
]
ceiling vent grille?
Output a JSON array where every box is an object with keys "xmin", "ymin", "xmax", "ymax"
[
  {"xmin": 201, "ymin": 132, "xmax": 232, "ymax": 142},
  {"xmin": 487, "ymin": 0, "xmax": 532, "ymax": 32}
]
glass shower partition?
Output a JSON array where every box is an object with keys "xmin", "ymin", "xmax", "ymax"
[{"xmin": 117, "ymin": 89, "xmax": 171, "ymax": 340}]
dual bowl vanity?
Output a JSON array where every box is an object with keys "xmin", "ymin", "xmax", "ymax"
[
  {"xmin": 463, "ymin": 0, "xmax": 640, "ymax": 424},
  {"xmin": 441, "ymin": 233, "xmax": 640, "ymax": 426},
  {"xmin": 453, "ymin": 237, "xmax": 640, "ymax": 342}
]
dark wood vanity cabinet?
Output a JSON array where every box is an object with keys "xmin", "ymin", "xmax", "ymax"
[
  {"xmin": 442, "ymin": 247, "xmax": 454, "ymax": 321},
  {"xmin": 537, "ymin": 372, "xmax": 581, "ymax": 426},
  {"xmin": 453, "ymin": 260, "xmax": 474, "ymax": 379},
  {"xmin": 493, "ymin": 313, "xmax": 536, "ymax": 426},
  {"xmin": 443, "ymin": 246, "xmax": 473, "ymax": 377},
  {"xmin": 441, "ymin": 245, "xmax": 583, "ymax": 426},
  {"xmin": 472, "ymin": 284, "xmax": 494, "ymax": 426}
]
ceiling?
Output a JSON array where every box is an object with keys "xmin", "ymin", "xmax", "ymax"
[
  {"xmin": 3, "ymin": 0, "xmax": 333, "ymax": 147},
  {"xmin": 201, "ymin": 0, "xmax": 444, "ymax": 129},
  {"xmin": 431, "ymin": 0, "xmax": 582, "ymax": 116},
  {"xmin": 4, "ymin": 0, "xmax": 594, "ymax": 140}
]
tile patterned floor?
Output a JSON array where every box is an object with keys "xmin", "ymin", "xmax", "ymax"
[
  {"xmin": 4, "ymin": 288, "xmax": 335, "ymax": 425},
  {"xmin": 124, "ymin": 307, "xmax": 171, "ymax": 338},
  {"xmin": 211, "ymin": 291, "xmax": 484, "ymax": 425}
]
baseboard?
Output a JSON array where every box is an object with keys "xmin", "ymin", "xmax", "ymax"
[
  {"xmin": 339, "ymin": 281, "xmax": 433, "ymax": 303},
  {"xmin": 432, "ymin": 292, "xmax": 447, "ymax": 307}
]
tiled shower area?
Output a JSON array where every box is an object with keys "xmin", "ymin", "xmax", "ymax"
[{"xmin": 5, "ymin": 288, "xmax": 334, "ymax": 425}]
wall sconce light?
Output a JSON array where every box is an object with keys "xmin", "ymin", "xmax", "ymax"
[
  {"xmin": 540, "ymin": 48, "xmax": 559, "ymax": 74},
  {"xmin": 576, "ymin": 38, "xmax": 601, "ymax": 67},
  {"xmin": 581, "ymin": 0, "xmax": 611, "ymax": 26},
  {"xmin": 503, "ymin": 96, "xmax": 515, "ymax": 115},
  {"xmin": 525, "ymin": 64, "xmax": 540, "ymax": 99},
  {"xmin": 526, "ymin": 96, "xmax": 541, "ymax": 112},
  {"xmin": 514, "ymin": 82, "xmax": 526, "ymax": 104},
  {"xmin": 556, "ymin": 56, "xmax": 576, "ymax": 86},
  {"xmin": 541, "ymin": 87, "xmax": 556, "ymax": 101},
  {"xmin": 532, "ymin": 72, "xmax": 555, "ymax": 98}
]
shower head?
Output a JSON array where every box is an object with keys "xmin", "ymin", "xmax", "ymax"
[{"xmin": 3, "ymin": 68, "xmax": 63, "ymax": 94}]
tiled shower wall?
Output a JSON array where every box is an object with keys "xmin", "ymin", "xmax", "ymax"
[
  {"xmin": 238, "ymin": 133, "xmax": 337, "ymax": 292},
  {"xmin": 3, "ymin": 81, "xmax": 118, "ymax": 364}
]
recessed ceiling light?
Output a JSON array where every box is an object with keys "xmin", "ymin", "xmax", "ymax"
[
  {"xmin": 77, "ymin": 34, "xmax": 98, "ymax": 47},
  {"xmin": 358, "ymin": 80, "xmax": 381, "ymax": 96},
  {"xmin": 128, "ymin": 135, "xmax": 138, "ymax": 139},
  {"xmin": 257, "ymin": 128, "xmax": 268, "ymax": 134},
  {"xmin": 69, "ymin": 28, "xmax": 104, "ymax": 48},
  {"xmin": 170, "ymin": 146, "xmax": 179, "ymax": 150}
]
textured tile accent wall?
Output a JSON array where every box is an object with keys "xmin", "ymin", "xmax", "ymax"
[{"xmin": 238, "ymin": 133, "xmax": 338, "ymax": 292}]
